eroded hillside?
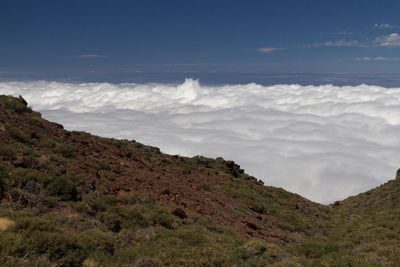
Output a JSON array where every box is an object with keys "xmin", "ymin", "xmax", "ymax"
[{"xmin": 0, "ymin": 95, "xmax": 399, "ymax": 266}]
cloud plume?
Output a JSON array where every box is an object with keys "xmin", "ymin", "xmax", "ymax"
[{"xmin": 1, "ymin": 79, "xmax": 400, "ymax": 203}]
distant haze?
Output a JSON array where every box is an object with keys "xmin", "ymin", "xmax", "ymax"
[{"xmin": 2, "ymin": 79, "xmax": 400, "ymax": 203}]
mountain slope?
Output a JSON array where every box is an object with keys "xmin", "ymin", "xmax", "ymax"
[{"xmin": 0, "ymin": 95, "xmax": 399, "ymax": 266}]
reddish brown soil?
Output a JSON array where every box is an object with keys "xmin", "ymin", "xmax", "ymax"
[{"xmin": 0, "ymin": 106, "xmax": 305, "ymax": 244}]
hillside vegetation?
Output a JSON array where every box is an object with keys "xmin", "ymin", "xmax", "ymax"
[{"xmin": 0, "ymin": 95, "xmax": 399, "ymax": 266}]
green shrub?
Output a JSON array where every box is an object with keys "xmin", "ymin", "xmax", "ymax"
[
  {"xmin": 9, "ymin": 168, "xmax": 50, "ymax": 188},
  {"xmin": 37, "ymin": 136, "xmax": 57, "ymax": 148},
  {"xmin": 53, "ymin": 143, "xmax": 76, "ymax": 158},
  {"xmin": 82, "ymin": 193, "xmax": 118, "ymax": 214},
  {"xmin": 7, "ymin": 217, "xmax": 85, "ymax": 265},
  {"xmin": 0, "ymin": 164, "xmax": 11, "ymax": 194},
  {"xmin": 157, "ymin": 247, "xmax": 228, "ymax": 266},
  {"xmin": 78, "ymin": 229, "xmax": 114, "ymax": 254},
  {"xmin": 0, "ymin": 96, "xmax": 32, "ymax": 114},
  {"xmin": 198, "ymin": 183, "xmax": 212, "ymax": 192},
  {"xmin": 155, "ymin": 213, "xmax": 176, "ymax": 229},
  {"xmin": 46, "ymin": 175, "xmax": 78, "ymax": 201},
  {"xmin": 43, "ymin": 197, "xmax": 59, "ymax": 208},
  {"xmin": 6, "ymin": 126, "xmax": 32, "ymax": 144},
  {"xmin": 122, "ymin": 206, "xmax": 148, "ymax": 230},
  {"xmin": 0, "ymin": 143, "xmax": 28, "ymax": 160},
  {"xmin": 98, "ymin": 211, "xmax": 122, "ymax": 232},
  {"xmin": 93, "ymin": 161, "xmax": 111, "ymax": 171},
  {"xmin": 0, "ymin": 148, "xmax": 15, "ymax": 161},
  {"xmin": 294, "ymin": 242, "xmax": 339, "ymax": 259},
  {"xmin": 119, "ymin": 194, "xmax": 139, "ymax": 205},
  {"xmin": 27, "ymin": 231, "xmax": 84, "ymax": 265}
]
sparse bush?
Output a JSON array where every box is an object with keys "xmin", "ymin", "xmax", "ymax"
[
  {"xmin": 46, "ymin": 175, "xmax": 78, "ymax": 201},
  {"xmin": 9, "ymin": 168, "xmax": 50, "ymax": 187},
  {"xmin": 6, "ymin": 125, "xmax": 32, "ymax": 144},
  {"xmin": 133, "ymin": 256, "xmax": 159, "ymax": 267},
  {"xmin": 198, "ymin": 183, "xmax": 211, "ymax": 192},
  {"xmin": 155, "ymin": 213, "xmax": 176, "ymax": 229},
  {"xmin": 78, "ymin": 228, "xmax": 114, "ymax": 254},
  {"xmin": 0, "ymin": 143, "xmax": 35, "ymax": 161},
  {"xmin": 53, "ymin": 143, "xmax": 76, "ymax": 158},
  {"xmin": 119, "ymin": 194, "xmax": 139, "ymax": 205},
  {"xmin": 83, "ymin": 192, "xmax": 118, "ymax": 213},
  {"xmin": 122, "ymin": 207, "xmax": 148, "ymax": 230},
  {"xmin": 93, "ymin": 161, "xmax": 111, "ymax": 171},
  {"xmin": 294, "ymin": 241, "xmax": 339, "ymax": 259},
  {"xmin": 0, "ymin": 96, "xmax": 32, "ymax": 114},
  {"xmin": 98, "ymin": 211, "xmax": 122, "ymax": 232},
  {"xmin": 2, "ymin": 217, "xmax": 85, "ymax": 265}
]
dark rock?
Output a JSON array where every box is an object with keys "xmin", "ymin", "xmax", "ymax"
[
  {"xmin": 246, "ymin": 221, "xmax": 259, "ymax": 230},
  {"xmin": 51, "ymin": 122, "xmax": 64, "ymax": 129},
  {"xmin": 30, "ymin": 132, "xmax": 38, "ymax": 139},
  {"xmin": 172, "ymin": 208, "xmax": 187, "ymax": 219},
  {"xmin": 18, "ymin": 95, "xmax": 28, "ymax": 106},
  {"xmin": 160, "ymin": 188, "xmax": 170, "ymax": 195},
  {"xmin": 225, "ymin": 160, "xmax": 244, "ymax": 178},
  {"xmin": 396, "ymin": 168, "xmax": 400, "ymax": 180},
  {"xmin": 225, "ymin": 160, "xmax": 235, "ymax": 169}
]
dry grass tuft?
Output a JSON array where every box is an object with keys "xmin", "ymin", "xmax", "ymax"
[
  {"xmin": 0, "ymin": 217, "xmax": 15, "ymax": 231},
  {"xmin": 82, "ymin": 259, "xmax": 101, "ymax": 267}
]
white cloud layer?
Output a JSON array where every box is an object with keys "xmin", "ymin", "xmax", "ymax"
[{"xmin": 1, "ymin": 79, "xmax": 400, "ymax": 203}]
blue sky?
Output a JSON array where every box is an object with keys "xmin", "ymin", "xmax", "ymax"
[{"xmin": 1, "ymin": 0, "xmax": 400, "ymax": 79}]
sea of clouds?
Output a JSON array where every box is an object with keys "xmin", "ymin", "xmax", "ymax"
[{"xmin": 2, "ymin": 79, "xmax": 400, "ymax": 203}]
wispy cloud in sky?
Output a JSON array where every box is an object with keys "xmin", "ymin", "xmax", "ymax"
[
  {"xmin": 337, "ymin": 30, "xmax": 354, "ymax": 35},
  {"xmin": 257, "ymin": 47, "xmax": 285, "ymax": 53},
  {"xmin": 355, "ymin": 56, "xmax": 400, "ymax": 61},
  {"xmin": 73, "ymin": 54, "xmax": 109, "ymax": 58},
  {"xmin": 305, "ymin": 33, "xmax": 400, "ymax": 48},
  {"xmin": 308, "ymin": 40, "xmax": 360, "ymax": 47},
  {"xmin": 373, "ymin": 23, "xmax": 394, "ymax": 29},
  {"xmin": 373, "ymin": 33, "xmax": 400, "ymax": 46}
]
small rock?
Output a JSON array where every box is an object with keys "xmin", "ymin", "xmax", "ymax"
[
  {"xmin": 30, "ymin": 132, "xmax": 38, "ymax": 139},
  {"xmin": 246, "ymin": 221, "xmax": 259, "ymax": 230},
  {"xmin": 160, "ymin": 188, "xmax": 170, "ymax": 195},
  {"xmin": 172, "ymin": 208, "xmax": 187, "ymax": 219}
]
